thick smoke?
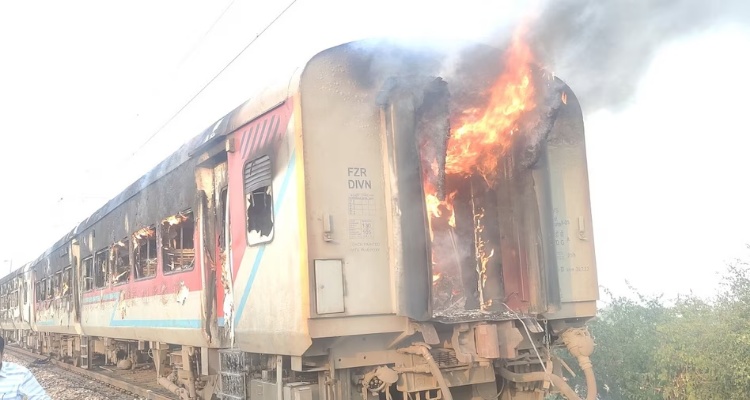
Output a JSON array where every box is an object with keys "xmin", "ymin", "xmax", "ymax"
[{"xmin": 526, "ymin": 0, "xmax": 750, "ymax": 112}]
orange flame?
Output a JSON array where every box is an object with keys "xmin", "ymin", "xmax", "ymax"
[
  {"xmin": 163, "ymin": 213, "xmax": 188, "ymax": 226},
  {"xmin": 424, "ymin": 28, "xmax": 537, "ymax": 298},
  {"xmin": 445, "ymin": 32, "xmax": 536, "ymax": 184},
  {"xmin": 425, "ymin": 191, "xmax": 457, "ymax": 228},
  {"xmin": 134, "ymin": 227, "xmax": 156, "ymax": 240}
]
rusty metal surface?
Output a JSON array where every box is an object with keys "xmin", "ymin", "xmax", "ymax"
[{"xmin": 5, "ymin": 346, "xmax": 176, "ymax": 400}]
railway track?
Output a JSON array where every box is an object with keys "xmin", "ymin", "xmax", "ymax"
[{"xmin": 5, "ymin": 345, "xmax": 177, "ymax": 400}]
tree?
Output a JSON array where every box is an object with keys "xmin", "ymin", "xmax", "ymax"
[
  {"xmin": 553, "ymin": 287, "xmax": 672, "ymax": 400},
  {"xmin": 550, "ymin": 253, "xmax": 750, "ymax": 399}
]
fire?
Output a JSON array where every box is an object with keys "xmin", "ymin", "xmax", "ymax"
[
  {"xmin": 425, "ymin": 191, "xmax": 457, "ymax": 228},
  {"xmin": 445, "ymin": 32, "xmax": 536, "ymax": 184},
  {"xmin": 164, "ymin": 213, "xmax": 188, "ymax": 226},
  {"xmin": 134, "ymin": 227, "xmax": 155, "ymax": 239},
  {"xmin": 423, "ymin": 28, "xmax": 538, "ymax": 311}
]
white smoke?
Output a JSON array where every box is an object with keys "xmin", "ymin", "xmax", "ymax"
[{"xmin": 527, "ymin": 0, "xmax": 750, "ymax": 112}]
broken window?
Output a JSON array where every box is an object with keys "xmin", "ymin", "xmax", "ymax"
[
  {"xmin": 53, "ymin": 272, "xmax": 61, "ymax": 298},
  {"xmin": 46, "ymin": 278, "xmax": 52, "ymax": 300},
  {"xmin": 62, "ymin": 267, "xmax": 71, "ymax": 297},
  {"xmin": 94, "ymin": 249, "xmax": 109, "ymax": 289},
  {"xmin": 40, "ymin": 279, "xmax": 48, "ymax": 301},
  {"xmin": 161, "ymin": 210, "xmax": 195, "ymax": 273},
  {"xmin": 133, "ymin": 226, "xmax": 157, "ymax": 279},
  {"xmin": 111, "ymin": 239, "xmax": 131, "ymax": 285},
  {"xmin": 36, "ymin": 280, "xmax": 42, "ymax": 303},
  {"xmin": 82, "ymin": 257, "xmax": 94, "ymax": 291},
  {"xmin": 244, "ymin": 155, "xmax": 274, "ymax": 245}
]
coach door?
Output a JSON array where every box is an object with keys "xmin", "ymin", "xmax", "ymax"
[
  {"xmin": 213, "ymin": 158, "xmax": 229, "ymax": 342},
  {"xmin": 196, "ymin": 151, "xmax": 230, "ymax": 343}
]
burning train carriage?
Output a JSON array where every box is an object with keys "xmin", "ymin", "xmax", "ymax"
[
  {"xmin": 0, "ymin": 265, "xmax": 31, "ymax": 340},
  {"xmin": 0, "ymin": 37, "xmax": 598, "ymax": 400},
  {"xmin": 73, "ymin": 147, "xmax": 208, "ymax": 345},
  {"xmin": 16, "ymin": 264, "xmax": 34, "ymax": 335},
  {"xmin": 15, "ymin": 150, "xmax": 212, "ymax": 360},
  {"xmin": 0, "ymin": 271, "xmax": 16, "ymax": 332},
  {"xmin": 32, "ymin": 230, "xmax": 78, "ymax": 335},
  {"xmin": 216, "ymin": 40, "xmax": 599, "ymax": 399}
]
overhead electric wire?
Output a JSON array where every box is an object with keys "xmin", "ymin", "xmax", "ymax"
[
  {"xmin": 121, "ymin": 0, "xmax": 238, "ymax": 153},
  {"xmin": 127, "ymin": 0, "xmax": 298, "ymax": 159},
  {"xmin": 55, "ymin": 0, "xmax": 298, "ymax": 250},
  {"xmin": 173, "ymin": 0, "xmax": 238, "ymax": 72}
]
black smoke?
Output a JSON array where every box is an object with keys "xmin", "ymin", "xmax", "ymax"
[{"xmin": 526, "ymin": 0, "xmax": 750, "ymax": 112}]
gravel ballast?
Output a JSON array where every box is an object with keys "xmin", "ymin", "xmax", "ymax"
[{"xmin": 4, "ymin": 353, "xmax": 142, "ymax": 400}]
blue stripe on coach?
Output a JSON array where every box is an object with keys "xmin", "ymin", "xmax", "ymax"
[
  {"xmin": 234, "ymin": 149, "xmax": 297, "ymax": 326},
  {"xmin": 110, "ymin": 318, "xmax": 202, "ymax": 328}
]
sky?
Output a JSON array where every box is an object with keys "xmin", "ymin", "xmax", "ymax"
[
  {"xmin": 0, "ymin": 0, "xmax": 748, "ymax": 301},
  {"xmin": 587, "ymin": 25, "xmax": 750, "ymax": 300}
]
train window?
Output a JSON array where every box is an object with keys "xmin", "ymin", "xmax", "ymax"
[
  {"xmin": 38, "ymin": 279, "xmax": 45, "ymax": 302},
  {"xmin": 53, "ymin": 272, "xmax": 62, "ymax": 298},
  {"xmin": 112, "ymin": 238, "xmax": 131, "ymax": 285},
  {"xmin": 82, "ymin": 257, "xmax": 94, "ymax": 291},
  {"xmin": 46, "ymin": 278, "xmax": 52, "ymax": 300},
  {"xmin": 244, "ymin": 155, "xmax": 274, "ymax": 245},
  {"xmin": 94, "ymin": 249, "xmax": 109, "ymax": 289},
  {"xmin": 23, "ymin": 281, "xmax": 27, "ymax": 304},
  {"xmin": 133, "ymin": 226, "xmax": 157, "ymax": 279},
  {"xmin": 62, "ymin": 267, "xmax": 71, "ymax": 296},
  {"xmin": 162, "ymin": 210, "xmax": 195, "ymax": 274},
  {"xmin": 10, "ymin": 284, "xmax": 17, "ymax": 308}
]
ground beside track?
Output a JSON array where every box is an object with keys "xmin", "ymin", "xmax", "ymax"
[{"xmin": 5, "ymin": 352, "xmax": 142, "ymax": 400}]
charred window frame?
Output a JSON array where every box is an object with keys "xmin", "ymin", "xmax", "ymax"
[
  {"xmin": 94, "ymin": 249, "xmax": 109, "ymax": 289},
  {"xmin": 161, "ymin": 210, "xmax": 196, "ymax": 274},
  {"xmin": 133, "ymin": 226, "xmax": 157, "ymax": 280},
  {"xmin": 111, "ymin": 239, "xmax": 131, "ymax": 285},
  {"xmin": 40, "ymin": 278, "xmax": 47, "ymax": 301},
  {"xmin": 62, "ymin": 267, "xmax": 72, "ymax": 297},
  {"xmin": 10, "ymin": 282, "xmax": 17, "ymax": 308},
  {"xmin": 82, "ymin": 257, "xmax": 94, "ymax": 291},
  {"xmin": 53, "ymin": 272, "xmax": 62, "ymax": 299},
  {"xmin": 0, "ymin": 285, "xmax": 6, "ymax": 311},
  {"xmin": 244, "ymin": 155, "xmax": 274, "ymax": 246},
  {"xmin": 8, "ymin": 284, "xmax": 14, "ymax": 309}
]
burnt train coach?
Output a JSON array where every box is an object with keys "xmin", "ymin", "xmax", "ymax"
[{"xmin": 0, "ymin": 38, "xmax": 599, "ymax": 400}]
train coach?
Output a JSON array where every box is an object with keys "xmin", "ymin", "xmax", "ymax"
[{"xmin": 0, "ymin": 37, "xmax": 599, "ymax": 400}]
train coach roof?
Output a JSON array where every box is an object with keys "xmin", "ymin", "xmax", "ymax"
[
  {"xmin": 25, "ymin": 37, "xmax": 356, "ymax": 268},
  {"xmin": 25, "ymin": 36, "xmax": 509, "ymax": 270}
]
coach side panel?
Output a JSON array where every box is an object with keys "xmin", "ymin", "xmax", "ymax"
[{"xmin": 227, "ymin": 100, "xmax": 313, "ymax": 356}]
